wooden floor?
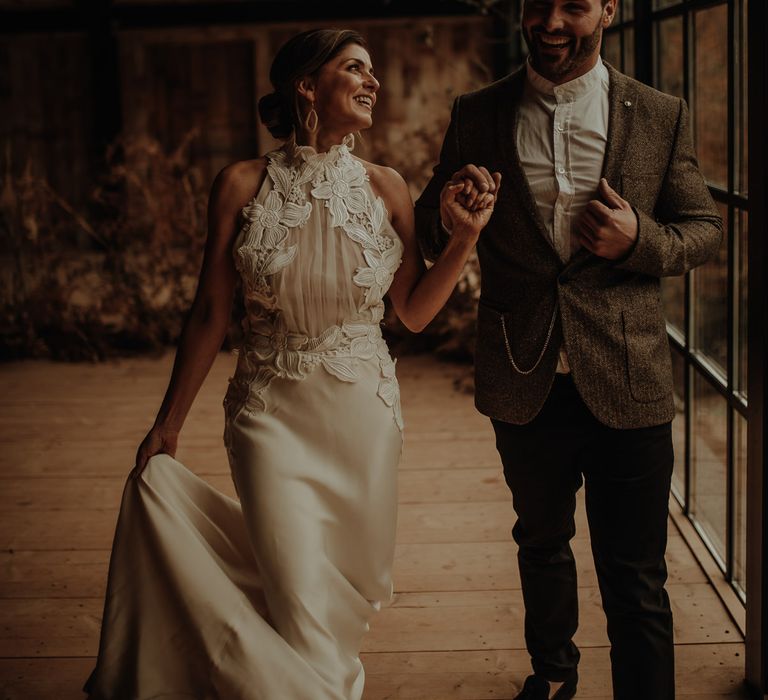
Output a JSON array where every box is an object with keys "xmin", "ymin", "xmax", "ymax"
[{"xmin": 0, "ymin": 353, "xmax": 750, "ymax": 699}]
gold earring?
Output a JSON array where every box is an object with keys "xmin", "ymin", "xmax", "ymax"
[{"xmin": 304, "ymin": 106, "xmax": 318, "ymax": 133}]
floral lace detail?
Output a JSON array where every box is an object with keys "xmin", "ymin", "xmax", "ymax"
[
  {"xmin": 377, "ymin": 354, "xmax": 403, "ymax": 429},
  {"xmin": 234, "ymin": 151, "xmax": 319, "ymax": 308},
  {"xmin": 312, "ymin": 151, "xmax": 404, "ymax": 313},
  {"xmin": 225, "ymin": 311, "xmax": 404, "ymax": 431},
  {"xmin": 354, "ymin": 247, "xmax": 402, "ymax": 309},
  {"xmin": 311, "ymin": 153, "xmax": 368, "ymax": 228},
  {"xmin": 230, "ymin": 135, "xmax": 404, "ymax": 431}
]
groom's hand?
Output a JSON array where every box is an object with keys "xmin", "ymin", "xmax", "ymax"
[
  {"xmin": 451, "ymin": 164, "xmax": 499, "ymax": 210},
  {"xmin": 576, "ymin": 178, "xmax": 638, "ymax": 260}
]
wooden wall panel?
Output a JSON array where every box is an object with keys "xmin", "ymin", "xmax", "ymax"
[
  {"xmin": 120, "ymin": 38, "xmax": 256, "ymax": 187},
  {"xmin": 0, "ymin": 17, "xmax": 493, "ymax": 212},
  {"xmin": 0, "ymin": 33, "xmax": 95, "ymax": 205},
  {"xmin": 118, "ymin": 17, "xmax": 493, "ymax": 195}
]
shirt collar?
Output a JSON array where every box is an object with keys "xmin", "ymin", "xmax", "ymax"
[{"xmin": 525, "ymin": 56, "xmax": 609, "ymax": 102}]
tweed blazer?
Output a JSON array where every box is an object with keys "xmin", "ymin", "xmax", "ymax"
[{"xmin": 415, "ymin": 64, "xmax": 722, "ymax": 429}]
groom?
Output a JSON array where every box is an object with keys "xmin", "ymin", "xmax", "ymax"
[{"xmin": 416, "ymin": 0, "xmax": 722, "ymax": 698}]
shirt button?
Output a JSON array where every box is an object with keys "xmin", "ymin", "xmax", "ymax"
[
  {"xmin": 557, "ymin": 124, "xmax": 565, "ymax": 131},
  {"xmin": 558, "ymin": 167, "xmax": 565, "ymax": 174}
]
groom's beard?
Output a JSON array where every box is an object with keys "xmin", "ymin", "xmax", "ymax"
[{"xmin": 524, "ymin": 16, "xmax": 603, "ymax": 82}]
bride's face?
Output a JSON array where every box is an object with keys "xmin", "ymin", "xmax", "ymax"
[{"xmin": 310, "ymin": 44, "xmax": 380, "ymax": 133}]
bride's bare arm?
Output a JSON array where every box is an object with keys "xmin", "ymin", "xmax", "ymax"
[
  {"xmin": 371, "ymin": 165, "xmax": 499, "ymax": 333},
  {"xmin": 133, "ymin": 160, "xmax": 266, "ymax": 475}
]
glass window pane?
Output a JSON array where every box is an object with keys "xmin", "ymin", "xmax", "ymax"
[
  {"xmin": 624, "ymin": 1, "xmax": 634, "ymax": 21},
  {"xmin": 690, "ymin": 372, "xmax": 728, "ymax": 565},
  {"xmin": 653, "ymin": 0, "xmax": 681, "ymax": 9},
  {"xmin": 654, "ymin": 16, "xmax": 684, "ymax": 99},
  {"xmin": 671, "ymin": 349, "xmax": 687, "ymax": 501},
  {"xmin": 736, "ymin": 208, "xmax": 748, "ymax": 397},
  {"xmin": 623, "ymin": 27, "xmax": 635, "ymax": 78},
  {"xmin": 691, "ymin": 201, "xmax": 728, "ymax": 374},
  {"xmin": 602, "ymin": 30, "xmax": 621, "ymax": 70},
  {"xmin": 734, "ymin": 411, "xmax": 747, "ymax": 596},
  {"xmin": 662, "ymin": 276, "xmax": 685, "ymax": 336},
  {"xmin": 693, "ymin": 4, "xmax": 729, "ymax": 190}
]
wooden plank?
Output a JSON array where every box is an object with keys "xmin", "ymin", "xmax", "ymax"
[
  {"xmin": 0, "ymin": 550, "xmax": 110, "ymax": 599},
  {"xmin": 0, "ymin": 353, "xmax": 748, "ymax": 697},
  {"xmin": 0, "ymin": 469, "xmax": 503, "ymax": 511},
  {"xmin": 0, "ymin": 657, "xmax": 94, "ymax": 700},
  {"xmin": 2, "ymin": 500, "xmax": 569, "ymax": 550},
  {"xmin": 669, "ymin": 501, "xmax": 748, "ymax": 635},
  {"xmin": 0, "ymin": 598, "xmax": 102, "ymax": 657},
  {"xmin": 0, "ymin": 644, "xmax": 750, "ymax": 700},
  {"xmin": 399, "ymin": 439, "xmax": 500, "ymax": 471},
  {"xmin": 0, "ymin": 466, "xmax": 507, "ymax": 510},
  {"xmin": 397, "ymin": 468, "xmax": 509, "ymax": 504},
  {"xmin": 0, "ymin": 495, "xmax": 709, "ymax": 551},
  {"xmin": 0, "ymin": 582, "xmax": 737, "ymax": 658},
  {"xmin": 0, "ymin": 444, "xmax": 231, "ymax": 478},
  {"xmin": 0, "ymin": 475, "xmax": 237, "ymax": 511},
  {"xmin": 395, "ymin": 501, "xmax": 593, "ymax": 545},
  {"xmin": 361, "ymin": 644, "xmax": 749, "ymax": 699},
  {"xmin": 0, "ymin": 434, "xmax": 501, "ymax": 476},
  {"xmin": 362, "ymin": 583, "xmax": 739, "ymax": 654},
  {"xmin": 0, "ymin": 535, "xmax": 703, "ymax": 601},
  {"xmin": 392, "ymin": 535, "xmax": 706, "ymax": 592}
]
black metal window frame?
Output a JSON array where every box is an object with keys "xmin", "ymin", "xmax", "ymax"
[
  {"xmin": 607, "ymin": 0, "xmax": 768, "ymax": 693},
  {"xmin": 605, "ymin": 0, "xmax": 749, "ymax": 596}
]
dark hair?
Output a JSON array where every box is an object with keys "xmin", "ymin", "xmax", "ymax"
[{"xmin": 258, "ymin": 29, "xmax": 368, "ymax": 140}]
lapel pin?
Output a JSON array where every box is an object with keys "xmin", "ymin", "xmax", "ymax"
[{"xmin": 624, "ymin": 100, "xmax": 633, "ymax": 107}]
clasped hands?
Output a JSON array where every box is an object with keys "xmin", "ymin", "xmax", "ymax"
[
  {"xmin": 442, "ymin": 165, "xmax": 638, "ymax": 260},
  {"xmin": 439, "ymin": 165, "xmax": 501, "ymax": 242}
]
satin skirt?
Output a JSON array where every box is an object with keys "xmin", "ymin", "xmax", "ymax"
[{"xmin": 85, "ymin": 364, "xmax": 401, "ymax": 700}]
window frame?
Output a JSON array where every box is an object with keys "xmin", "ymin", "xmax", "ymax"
[{"xmin": 604, "ymin": 0, "xmax": 766, "ymax": 692}]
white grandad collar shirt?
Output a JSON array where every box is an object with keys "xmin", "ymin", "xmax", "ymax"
[{"xmin": 517, "ymin": 56, "xmax": 611, "ymax": 372}]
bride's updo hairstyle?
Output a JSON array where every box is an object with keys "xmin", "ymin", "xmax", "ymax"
[{"xmin": 258, "ymin": 28, "xmax": 368, "ymax": 139}]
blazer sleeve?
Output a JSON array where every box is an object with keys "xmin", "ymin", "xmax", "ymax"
[
  {"xmin": 414, "ymin": 97, "xmax": 463, "ymax": 262},
  {"xmin": 616, "ymin": 98, "xmax": 723, "ymax": 277}
]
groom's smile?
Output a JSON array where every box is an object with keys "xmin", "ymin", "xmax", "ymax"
[
  {"xmin": 522, "ymin": 0, "xmax": 617, "ymax": 85},
  {"xmin": 536, "ymin": 33, "xmax": 573, "ymax": 49}
]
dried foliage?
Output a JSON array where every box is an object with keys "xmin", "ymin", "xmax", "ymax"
[
  {"xmin": 381, "ymin": 256, "xmax": 481, "ymax": 364},
  {"xmin": 0, "ymin": 123, "xmax": 483, "ymax": 363},
  {"xmin": 2, "ymin": 120, "xmax": 487, "ymax": 363},
  {"xmin": 0, "ymin": 133, "xmax": 207, "ymax": 361}
]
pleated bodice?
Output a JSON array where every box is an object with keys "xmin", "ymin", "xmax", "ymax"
[{"xmin": 225, "ymin": 135, "xmax": 405, "ymax": 431}]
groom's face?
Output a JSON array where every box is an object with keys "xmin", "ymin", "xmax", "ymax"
[{"xmin": 522, "ymin": 0, "xmax": 616, "ymax": 84}]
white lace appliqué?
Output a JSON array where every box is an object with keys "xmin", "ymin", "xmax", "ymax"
[
  {"xmin": 235, "ymin": 154, "xmax": 318, "ymax": 307},
  {"xmin": 311, "ymin": 158, "xmax": 368, "ymax": 228},
  {"xmin": 227, "ymin": 137, "xmax": 404, "ymax": 432}
]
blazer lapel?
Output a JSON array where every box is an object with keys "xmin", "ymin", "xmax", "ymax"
[
  {"xmin": 496, "ymin": 69, "xmax": 562, "ymax": 262},
  {"xmin": 561, "ymin": 63, "xmax": 639, "ymax": 278},
  {"xmin": 601, "ymin": 64, "xmax": 638, "ymax": 189}
]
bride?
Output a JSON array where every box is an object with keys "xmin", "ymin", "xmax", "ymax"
[{"xmin": 85, "ymin": 28, "xmax": 499, "ymax": 700}]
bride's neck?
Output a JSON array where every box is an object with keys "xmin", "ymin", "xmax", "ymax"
[{"xmin": 294, "ymin": 128, "xmax": 349, "ymax": 153}]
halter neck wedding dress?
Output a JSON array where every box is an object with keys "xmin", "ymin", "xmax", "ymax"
[{"xmin": 85, "ymin": 135, "xmax": 404, "ymax": 700}]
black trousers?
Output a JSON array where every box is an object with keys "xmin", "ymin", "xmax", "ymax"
[{"xmin": 491, "ymin": 374, "xmax": 675, "ymax": 700}]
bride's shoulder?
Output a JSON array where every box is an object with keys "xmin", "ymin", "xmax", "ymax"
[
  {"xmin": 359, "ymin": 159, "xmax": 411, "ymax": 207},
  {"xmin": 211, "ymin": 157, "xmax": 269, "ymax": 210}
]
